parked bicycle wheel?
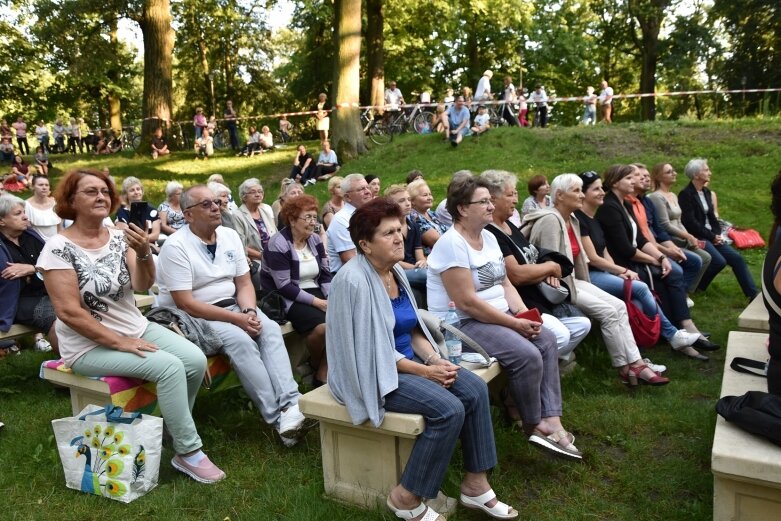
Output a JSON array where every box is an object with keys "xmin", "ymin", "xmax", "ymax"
[
  {"xmin": 368, "ymin": 120, "xmax": 392, "ymax": 145},
  {"xmin": 213, "ymin": 129, "xmax": 230, "ymax": 150},
  {"xmin": 131, "ymin": 134, "xmax": 141, "ymax": 150},
  {"xmin": 412, "ymin": 111, "xmax": 434, "ymax": 134}
]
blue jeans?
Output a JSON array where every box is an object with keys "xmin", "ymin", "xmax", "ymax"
[
  {"xmin": 589, "ymin": 270, "xmax": 678, "ymax": 341},
  {"xmin": 699, "ymin": 240, "xmax": 758, "ymax": 298},
  {"xmin": 384, "ymin": 369, "xmax": 496, "ymax": 499},
  {"xmin": 671, "ymin": 249, "xmax": 703, "ymax": 293}
]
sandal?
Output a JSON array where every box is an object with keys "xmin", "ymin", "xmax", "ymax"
[
  {"xmin": 386, "ymin": 496, "xmax": 445, "ymax": 520},
  {"xmin": 528, "ymin": 429, "xmax": 583, "ymax": 460},
  {"xmin": 623, "ymin": 364, "xmax": 670, "ymax": 386},
  {"xmin": 673, "ymin": 345, "xmax": 709, "ymax": 361},
  {"xmin": 460, "ymin": 488, "xmax": 518, "ymax": 519}
]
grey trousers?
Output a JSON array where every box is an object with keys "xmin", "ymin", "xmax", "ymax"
[
  {"xmin": 459, "ymin": 314, "xmax": 562, "ymax": 425},
  {"xmin": 208, "ymin": 305, "xmax": 301, "ymax": 428}
]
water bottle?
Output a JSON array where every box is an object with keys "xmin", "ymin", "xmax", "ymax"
[{"xmin": 444, "ymin": 302, "xmax": 462, "ymax": 365}]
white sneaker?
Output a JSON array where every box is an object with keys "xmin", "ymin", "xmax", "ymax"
[
  {"xmin": 35, "ymin": 337, "xmax": 52, "ymax": 352},
  {"xmin": 670, "ymin": 329, "xmax": 699, "ymax": 349},
  {"xmin": 277, "ymin": 404, "xmax": 306, "ymax": 438},
  {"xmin": 686, "ymin": 297, "xmax": 695, "ymax": 309},
  {"xmin": 305, "ymin": 179, "xmax": 316, "ymax": 187},
  {"xmin": 643, "ymin": 358, "xmax": 667, "ymax": 374}
]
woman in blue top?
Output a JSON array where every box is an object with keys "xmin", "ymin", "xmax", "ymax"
[{"xmin": 326, "ymin": 198, "xmax": 516, "ymax": 520}]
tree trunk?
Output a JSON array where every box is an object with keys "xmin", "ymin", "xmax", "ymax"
[
  {"xmin": 106, "ymin": 18, "xmax": 122, "ymax": 132},
  {"xmin": 365, "ymin": 0, "xmax": 384, "ymax": 113},
  {"xmin": 139, "ymin": 0, "xmax": 175, "ymax": 151},
  {"xmin": 189, "ymin": 11, "xmax": 213, "ymax": 116},
  {"xmin": 629, "ymin": 0, "xmax": 669, "ymax": 121},
  {"xmin": 331, "ymin": 0, "xmax": 367, "ymax": 159}
]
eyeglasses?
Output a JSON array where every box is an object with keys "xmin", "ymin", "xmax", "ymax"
[
  {"xmin": 298, "ymin": 215, "xmax": 318, "ymax": 223},
  {"xmin": 579, "ymin": 171, "xmax": 599, "ymax": 180},
  {"xmin": 78, "ymin": 188, "xmax": 111, "ymax": 198},
  {"xmin": 185, "ymin": 199, "xmax": 221, "ymax": 210},
  {"xmin": 466, "ymin": 199, "xmax": 493, "ymax": 207}
]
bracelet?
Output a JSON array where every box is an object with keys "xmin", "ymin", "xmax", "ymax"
[
  {"xmin": 136, "ymin": 249, "xmax": 152, "ymax": 261},
  {"xmin": 242, "ymin": 308, "xmax": 257, "ymax": 315},
  {"xmin": 424, "ymin": 352, "xmax": 441, "ymax": 365},
  {"xmin": 657, "ymin": 254, "xmax": 666, "ymax": 262}
]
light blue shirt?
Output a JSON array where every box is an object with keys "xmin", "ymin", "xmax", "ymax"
[
  {"xmin": 318, "ymin": 150, "xmax": 338, "ymax": 164},
  {"xmin": 447, "ymin": 106, "xmax": 471, "ymax": 129}
]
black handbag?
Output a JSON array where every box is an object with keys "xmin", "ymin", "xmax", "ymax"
[
  {"xmin": 716, "ymin": 391, "xmax": 781, "ymax": 447},
  {"xmin": 257, "ymin": 289, "xmax": 288, "ymax": 325}
]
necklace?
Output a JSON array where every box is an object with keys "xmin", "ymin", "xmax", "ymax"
[{"xmin": 384, "ymin": 271, "xmax": 393, "ymax": 293}]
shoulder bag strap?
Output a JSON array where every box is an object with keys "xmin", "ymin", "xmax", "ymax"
[{"xmin": 730, "ymin": 357, "xmax": 767, "ymax": 378}]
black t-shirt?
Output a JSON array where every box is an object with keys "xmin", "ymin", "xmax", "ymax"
[
  {"xmin": 152, "ymin": 136, "xmax": 166, "ymax": 150},
  {"xmin": 486, "ymin": 221, "xmax": 553, "ymax": 314},
  {"xmin": 296, "ymin": 152, "xmax": 312, "ymax": 167},
  {"xmin": 575, "ymin": 209, "xmax": 607, "ymax": 258},
  {"xmin": 403, "ymin": 216, "xmax": 423, "ymax": 264},
  {"xmin": 1, "ymin": 232, "xmax": 45, "ymax": 297}
]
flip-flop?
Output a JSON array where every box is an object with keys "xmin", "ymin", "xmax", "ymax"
[
  {"xmin": 386, "ymin": 496, "xmax": 444, "ymax": 520},
  {"xmin": 528, "ymin": 429, "xmax": 583, "ymax": 460},
  {"xmin": 459, "ymin": 488, "xmax": 518, "ymax": 519}
]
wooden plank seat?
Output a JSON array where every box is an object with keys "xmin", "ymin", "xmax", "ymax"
[
  {"xmin": 737, "ymin": 295, "xmax": 769, "ymax": 332},
  {"xmin": 40, "ymin": 322, "xmax": 307, "ymax": 415},
  {"xmin": 298, "ymin": 361, "xmax": 503, "ymax": 509},
  {"xmin": 712, "ymin": 330, "xmax": 781, "ymax": 520}
]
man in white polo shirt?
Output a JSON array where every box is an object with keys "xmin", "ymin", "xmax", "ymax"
[
  {"xmin": 157, "ymin": 185, "xmax": 311, "ymax": 447},
  {"xmin": 325, "ymin": 174, "xmax": 374, "ymax": 273}
]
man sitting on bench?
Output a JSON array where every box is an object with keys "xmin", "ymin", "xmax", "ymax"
[{"xmin": 157, "ymin": 184, "xmax": 312, "ymax": 447}]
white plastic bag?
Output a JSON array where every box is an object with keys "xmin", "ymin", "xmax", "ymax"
[{"xmin": 52, "ymin": 404, "xmax": 163, "ymax": 503}]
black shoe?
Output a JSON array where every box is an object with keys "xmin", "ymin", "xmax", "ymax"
[
  {"xmin": 693, "ymin": 337, "xmax": 721, "ymax": 351},
  {"xmin": 699, "ymin": 331, "xmax": 711, "ymax": 339},
  {"xmin": 451, "ymin": 141, "xmax": 457, "ymax": 148}
]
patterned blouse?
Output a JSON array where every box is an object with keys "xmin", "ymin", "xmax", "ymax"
[{"xmin": 409, "ymin": 208, "xmax": 448, "ymax": 255}]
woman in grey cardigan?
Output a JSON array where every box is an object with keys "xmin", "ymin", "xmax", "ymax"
[{"xmin": 327, "ymin": 199, "xmax": 516, "ymax": 521}]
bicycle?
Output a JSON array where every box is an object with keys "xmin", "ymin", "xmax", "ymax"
[
  {"xmin": 171, "ymin": 122, "xmax": 191, "ymax": 151},
  {"xmin": 211, "ymin": 124, "xmax": 231, "ymax": 150},
  {"xmin": 365, "ymin": 104, "xmax": 434, "ymax": 145},
  {"xmin": 118, "ymin": 126, "xmax": 141, "ymax": 151}
]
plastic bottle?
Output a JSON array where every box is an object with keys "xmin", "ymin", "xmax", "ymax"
[{"xmin": 444, "ymin": 302, "xmax": 462, "ymax": 365}]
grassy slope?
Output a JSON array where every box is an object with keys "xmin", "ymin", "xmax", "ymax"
[{"xmin": 1, "ymin": 119, "xmax": 779, "ymax": 520}]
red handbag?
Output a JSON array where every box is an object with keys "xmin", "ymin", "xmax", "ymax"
[
  {"xmin": 728, "ymin": 228, "xmax": 766, "ymax": 249},
  {"xmin": 623, "ymin": 278, "xmax": 661, "ymax": 348}
]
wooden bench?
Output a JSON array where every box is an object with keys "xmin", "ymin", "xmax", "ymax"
[
  {"xmin": 737, "ymin": 295, "xmax": 769, "ymax": 332},
  {"xmin": 712, "ymin": 330, "xmax": 781, "ymax": 520},
  {"xmin": 41, "ymin": 321, "xmax": 308, "ymax": 415},
  {"xmin": 298, "ymin": 361, "xmax": 503, "ymax": 509}
]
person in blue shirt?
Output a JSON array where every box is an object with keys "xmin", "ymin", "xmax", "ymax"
[{"xmin": 445, "ymin": 96, "xmax": 471, "ymax": 147}]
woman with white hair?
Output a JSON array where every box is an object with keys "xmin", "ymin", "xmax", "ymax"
[
  {"xmin": 115, "ymin": 176, "xmax": 161, "ymax": 244},
  {"xmin": 233, "ymin": 178, "xmax": 277, "ymax": 274},
  {"xmin": 408, "ymin": 178, "xmax": 448, "ymax": 255},
  {"xmin": 678, "ymin": 158, "xmax": 758, "ymax": 299},
  {"xmin": 523, "ymin": 174, "xmax": 670, "ymax": 386},
  {"xmin": 159, "ymin": 181, "xmax": 185, "ymax": 236},
  {"xmin": 207, "ymin": 181, "xmax": 237, "ymax": 231}
]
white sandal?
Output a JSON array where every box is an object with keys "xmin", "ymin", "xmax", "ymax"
[
  {"xmin": 459, "ymin": 488, "xmax": 518, "ymax": 519},
  {"xmin": 386, "ymin": 496, "xmax": 445, "ymax": 520}
]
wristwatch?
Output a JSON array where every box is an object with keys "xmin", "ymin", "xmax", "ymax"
[
  {"xmin": 657, "ymin": 254, "xmax": 666, "ymax": 263},
  {"xmin": 242, "ymin": 308, "xmax": 257, "ymax": 315}
]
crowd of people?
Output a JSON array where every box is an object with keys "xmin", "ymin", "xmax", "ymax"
[{"xmin": 0, "ymin": 153, "xmax": 770, "ymax": 519}]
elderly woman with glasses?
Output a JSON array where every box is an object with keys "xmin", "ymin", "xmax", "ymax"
[
  {"xmin": 329, "ymin": 198, "xmax": 517, "ymax": 520},
  {"xmin": 233, "ymin": 178, "xmax": 278, "ymax": 271},
  {"xmin": 36, "ymin": 168, "xmax": 225, "ymax": 484},
  {"xmin": 408, "ymin": 178, "xmax": 449, "ymax": 255},
  {"xmin": 261, "ymin": 195, "xmax": 331, "ymax": 385},
  {"xmin": 428, "ymin": 175, "xmax": 582, "ymax": 459}
]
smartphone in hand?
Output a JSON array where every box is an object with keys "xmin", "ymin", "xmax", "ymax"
[{"xmin": 129, "ymin": 201, "xmax": 147, "ymax": 230}]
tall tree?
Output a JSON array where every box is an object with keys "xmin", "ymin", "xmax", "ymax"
[
  {"xmin": 627, "ymin": 0, "xmax": 672, "ymax": 120},
  {"xmin": 365, "ymin": 0, "xmax": 385, "ymax": 110},
  {"xmin": 331, "ymin": 0, "xmax": 367, "ymax": 158},
  {"xmin": 137, "ymin": 0, "xmax": 175, "ymax": 147}
]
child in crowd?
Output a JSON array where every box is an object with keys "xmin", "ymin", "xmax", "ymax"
[
  {"xmin": 471, "ymin": 105, "xmax": 491, "ymax": 135},
  {"xmin": 34, "ymin": 146, "xmax": 51, "ymax": 175}
]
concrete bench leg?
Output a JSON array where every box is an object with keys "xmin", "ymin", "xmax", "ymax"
[
  {"xmin": 319, "ymin": 420, "xmax": 415, "ymax": 508},
  {"xmin": 714, "ymin": 473, "xmax": 781, "ymax": 521}
]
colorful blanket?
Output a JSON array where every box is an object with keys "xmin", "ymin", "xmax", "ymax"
[{"xmin": 40, "ymin": 355, "xmax": 236, "ymax": 414}]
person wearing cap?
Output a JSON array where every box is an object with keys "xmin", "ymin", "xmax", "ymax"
[{"xmin": 475, "ymin": 70, "xmax": 493, "ymax": 101}]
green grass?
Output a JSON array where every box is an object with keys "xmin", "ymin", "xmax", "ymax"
[{"xmin": 2, "ymin": 119, "xmax": 778, "ymax": 520}]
